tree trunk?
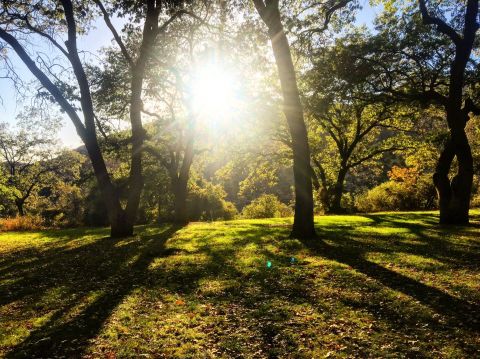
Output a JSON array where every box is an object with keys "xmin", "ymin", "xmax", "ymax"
[
  {"xmin": 173, "ymin": 182, "xmax": 188, "ymax": 223},
  {"xmin": 434, "ymin": 127, "xmax": 473, "ymax": 225},
  {"xmin": 433, "ymin": 24, "xmax": 476, "ymax": 225},
  {"xmin": 418, "ymin": 0, "xmax": 478, "ymax": 225},
  {"xmin": 15, "ymin": 199, "xmax": 25, "ymax": 217},
  {"xmin": 256, "ymin": 4, "xmax": 316, "ymax": 238},
  {"xmin": 330, "ymin": 167, "xmax": 347, "ymax": 213},
  {"xmin": 170, "ymin": 121, "xmax": 195, "ymax": 223},
  {"xmin": 110, "ymin": 210, "xmax": 134, "ymax": 238},
  {"xmin": 83, "ymin": 136, "xmax": 132, "ymax": 237}
]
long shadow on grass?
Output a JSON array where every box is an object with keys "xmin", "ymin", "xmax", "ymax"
[
  {"xmin": 317, "ymin": 212, "xmax": 480, "ymax": 270},
  {"xmin": 2, "ymin": 224, "xmax": 184, "ymax": 359},
  {"xmin": 2, "ymin": 216, "xmax": 479, "ymax": 357},
  {"xmin": 141, "ymin": 218, "xmax": 480, "ymax": 355},
  {"xmin": 303, "ymin": 214, "xmax": 480, "ymax": 332}
]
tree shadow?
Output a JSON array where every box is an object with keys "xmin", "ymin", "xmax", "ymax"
[
  {"xmin": 301, "ymin": 212, "xmax": 480, "ymax": 333},
  {"xmin": 301, "ymin": 238, "xmax": 480, "ymax": 331},
  {"xmin": 2, "ymin": 224, "xmax": 184, "ymax": 359},
  {"xmin": 1, "ymin": 214, "xmax": 479, "ymax": 357}
]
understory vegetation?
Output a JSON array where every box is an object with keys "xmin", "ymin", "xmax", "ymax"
[{"xmin": 1, "ymin": 212, "xmax": 479, "ymax": 358}]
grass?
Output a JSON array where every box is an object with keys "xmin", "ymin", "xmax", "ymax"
[{"xmin": 0, "ymin": 211, "xmax": 479, "ymax": 358}]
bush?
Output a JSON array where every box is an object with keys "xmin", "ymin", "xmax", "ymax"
[
  {"xmin": 187, "ymin": 180, "xmax": 238, "ymax": 221},
  {"xmin": 0, "ymin": 215, "xmax": 44, "ymax": 232},
  {"xmin": 241, "ymin": 194, "xmax": 293, "ymax": 219},
  {"xmin": 356, "ymin": 182, "xmax": 408, "ymax": 212},
  {"xmin": 355, "ymin": 166, "xmax": 436, "ymax": 212},
  {"xmin": 471, "ymin": 194, "xmax": 480, "ymax": 209}
]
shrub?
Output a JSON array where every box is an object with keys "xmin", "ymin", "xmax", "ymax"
[
  {"xmin": 241, "ymin": 194, "xmax": 293, "ymax": 219},
  {"xmin": 356, "ymin": 182, "xmax": 408, "ymax": 212},
  {"xmin": 0, "ymin": 215, "xmax": 44, "ymax": 232},
  {"xmin": 471, "ymin": 194, "xmax": 480, "ymax": 209},
  {"xmin": 355, "ymin": 166, "xmax": 436, "ymax": 212},
  {"xmin": 187, "ymin": 181, "xmax": 238, "ymax": 221}
]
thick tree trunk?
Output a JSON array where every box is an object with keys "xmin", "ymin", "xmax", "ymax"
[
  {"xmin": 256, "ymin": 5, "xmax": 316, "ymax": 238},
  {"xmin": 110, "ymin": 211, "xmax": 134, "ymax": 238},
  {"xmin": 434, "ymin": 127, "xmax": 473, "ymax": 225}
]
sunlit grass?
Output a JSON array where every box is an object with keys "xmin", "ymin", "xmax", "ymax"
[{"xmin": 0, "ymin": 211, "xmax": 479, "ymax": 358}]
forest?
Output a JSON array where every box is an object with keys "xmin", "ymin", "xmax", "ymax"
[{"xmin": 0, "ymin": 0, "xmax": 479, "ymax": 358}]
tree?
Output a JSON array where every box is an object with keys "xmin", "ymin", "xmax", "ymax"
[
  {"xmin": 417, "ymin": 0, "xmax": 479, "ymax": 224},
  {"xmin": 250, "ymin": 0, "xmax": 359, "ymax": 236},
  {"xmin": 304, "ymin": 34, "xmax": 413, "ymax": 212},
  {"xmin": 0, "ymin": 0, "xmax": 192, "ymax": 237},
  {"xmin": 370, "ymin": 0, "xmax": 480, "ymax": 224},
  {"xmin": 252, "ymin": 0, "xmax": 316, "ymax": 238},
  {"xmin": 0, "ymin": 110, "xmax": 61, "ymax": 216}
]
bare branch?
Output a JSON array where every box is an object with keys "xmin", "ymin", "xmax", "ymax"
[
  {"xmin": 155, "ymin": 9, "xmax": 208, "ymax": 36},
  {"xmin": 93, "ymin": 0, "xmax": 134, "ymax": 68},
  {"xmin": 17, "ymin": 14, "xmax": 70, "ymax": 58}
]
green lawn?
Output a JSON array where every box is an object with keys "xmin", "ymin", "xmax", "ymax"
[{"xmin": 0, "ymin": 212, "xmax": 479, "ymax": 358}]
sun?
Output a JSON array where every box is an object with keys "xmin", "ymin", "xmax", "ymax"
[{"xmin": 190, "ymin": 64, "xmax": 238, "ymax": 128}]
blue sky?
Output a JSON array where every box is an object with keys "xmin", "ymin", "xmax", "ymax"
[
  {"xmin": 0, "ymin": 17, "xmax": 118, "ymax": 148},
  {"xmin": 0, "ymin": 1, "xmax": 380, "ymax": 148}
]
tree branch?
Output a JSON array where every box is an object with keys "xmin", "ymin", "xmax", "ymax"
[
  {"xmin": 0, "ymin": 27, "xmax": 86, "ymax": 139},
  {"xmin": 93, "ymin": 0, "xmax": 134, "ymax": 68},
  {"xmin": 348, "ymin": 146, "xmax": 408, "ymax": 168},
  {"xmin": 418, "ymin": 0, "xmax": 462, "ymax": 46},
  {"xmin": 17, "ymin": 14, "xmax": 70, "ymax": 58}
]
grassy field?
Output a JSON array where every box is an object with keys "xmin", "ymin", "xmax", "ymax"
[{"xmin": 0, "ymin": 211, "xmax": 479, "ymax": 358}]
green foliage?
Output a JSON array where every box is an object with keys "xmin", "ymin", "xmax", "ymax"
[
  {"xmin": 241, "ymin": 194, "xmax": 293, "ymax": 219},
  {"xmin": 302, "ymin": 30, "xmax": 420, "ymax": 212},
  {"xmin": 43, "ymin": 183, "xmax": 85, "ymax": 228},
  {"xmin": 0, "ymin": 177, "xmax": 19, "ymax": 216},
  {"xmin": 356, "ymin": 166, "xmax": 436, "ymax": 212},
  {"xmin": 187, "ymin": 179, "xmax": 238, "ymax": 221}
]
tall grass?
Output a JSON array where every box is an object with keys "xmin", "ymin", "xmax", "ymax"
[{"xmin": 0, "ymin": 215, "xmax": 44, "ymax": 231}]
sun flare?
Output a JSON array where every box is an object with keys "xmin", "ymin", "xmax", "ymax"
[{"xmin": 190, "ymin": 64, "xmax": 238, "ymax": 127}]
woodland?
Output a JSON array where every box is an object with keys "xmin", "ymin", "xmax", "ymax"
[{"xmin": 0, "ymin": 0, "xmax": 479, "ymax": 358}]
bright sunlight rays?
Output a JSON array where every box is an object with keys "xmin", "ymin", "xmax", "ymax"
[{"xmin": 190, "ymin": 63, "xmax": 239, "ymax": 128}]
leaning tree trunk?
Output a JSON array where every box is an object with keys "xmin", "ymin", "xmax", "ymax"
[
  {"xmin": 255, "ymin": 2, "xmax": 316, "ymax": 238},
  {"xmin": 0, "ymin": 2, "xmax": 148, "ymax": 239}
]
